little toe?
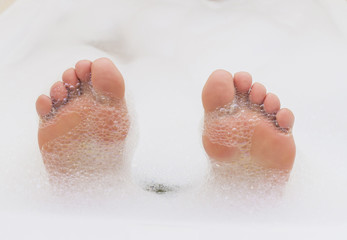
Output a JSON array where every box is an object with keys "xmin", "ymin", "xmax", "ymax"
[
  {"xmin": 50, "ymin": 81, "xmax": 68, "ymax": 105},
  {"xmin": 263, "ymin": 93, "xmax": 280, "ymax": 114},
  {"xmin": 36, "ymin": 94, "xmax": 52, "ymax": 116},
  {"xmin": 276, "ymin": 108, "xmax": 295, "ymax": 129},
  {"xmin": 75, "ymin": 60, "xmax": 92, "ymax": 82},
  {"xmin": 249, "ymin": 82, "xmax": 267, "ymax": 105},
  {"xmin": 62, "ymin": 68, "xmax": 79, "ymax": 90},
  {"xmin": 202, "ymin": 69, "xmax": 235, "ymax": 112},
  {"xmin": 91, "ymin": 57, "xmax": 125, "ymax": 99},
  {"xmin": 234, "ymin": 71, "xmax": 252, "ymax": 93}
]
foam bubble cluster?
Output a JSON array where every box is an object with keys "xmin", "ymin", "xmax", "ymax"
[
  {"xmin": 203, "ymin": 92, "xmax": 278, "ymax": 150},
  {"xmin": 203, "ymin": 92, "xmax": 288, "ymax": 196},
  {"xmin": 39, "ymin": 83, "xmax": 130, "ymax": 190}
]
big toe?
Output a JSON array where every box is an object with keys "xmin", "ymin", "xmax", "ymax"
[
  {"xmin": 202, "ymin": 70, "xmax": 235, "ymax": 112},
  {"xmin": 91, "ymin": 58, "xmax": 125, "ymax": 99}
]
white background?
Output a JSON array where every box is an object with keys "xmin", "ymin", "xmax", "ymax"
[{"xmin": 0, "ymin": 0, "xmax": 347, "ymax": 239}]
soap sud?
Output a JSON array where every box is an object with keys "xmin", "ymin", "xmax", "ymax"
[
  {"xmin": 39, "ymin": 82, "xmax": 130, "ymax": 194},
  {"xmin": 37, "ymin": 87, "xmax": 288, "ymax": 206},
  {"xmin": 203, "ymin": 92, "xmax": 289, "ymax": 203},
  {"xmin": 1, "ymin": 0, "xmax": 346, "ymax": 230},
  {"xmin": 204, "ymin": 92, "xmax": 286, "ymax": 148},
  {"xmin": 38, "ymin": 85, "xmax": 287, "ymax": 214}
]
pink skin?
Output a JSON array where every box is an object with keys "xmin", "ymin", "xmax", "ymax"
[
  {"xmin": 202, "ymin": 70, "xmax": 235, "ymax": 112},
  {"xmin": 75, "ymin": 60, "xmax": 92, "ymax": 83},
  {"xmin": 202, "ymin": 70, "xmax": 295, "ymax": 172},
  {"xmin": 276, "ymin": 108, "xmax": 295, "ymax": 129},
  {"xmin": 263, "ymin": 93, "xmax": 281, "ymax": 114},
  {"xmin": 36, "ymin": 58, "xmax": 130, "ymax": 182},
  {"xmin": 234, "ymin": 71, "xmax": 252, "ymax": 93},
  {"xmin": 36, "ymin": 61, "xmax": 295, "ymax": 182},
  {"xmin": 36, "ymin": 58, "xmax": 125, "ymax": 118},
  {"xmin": 249, "ymin": 82, "xmax": 266, "ymax": 104},
  {"xmin": 62, "ymin": 68, "xmax": 79, "ymax": 90},
  {"xmin": 91, "ymin": 58, "xmax": 125, "ymax": 99},
  {"xmin": 49, "ymin": 82, "xmax": 68, "ymax": 107},
  {"xmin": 36, "ymin": 58, "xmax": 127, "ymax": 151},
  {"xmin": 35, "ymin": 95, "xmax": 52, "ymax": 116},
  {"xmin": 203, "ymin": 70, "xmax": 295, "ymax": 129}
]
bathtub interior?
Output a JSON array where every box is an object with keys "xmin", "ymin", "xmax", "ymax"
[{"xmin": 0, "ymin": 0, "xmax": 347, "ymax": 238}]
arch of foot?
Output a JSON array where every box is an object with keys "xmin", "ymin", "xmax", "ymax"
[{"xmin": 36, "ymin": 58, "xmax": 130, "ymax": 184}]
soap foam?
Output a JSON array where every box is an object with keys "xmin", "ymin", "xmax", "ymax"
[
  {"xmin": 203, "ymin": 92, "xmax": 288, "ymax": 199},
  {"xmin": 39, "ymin": 82, "xmax": 130, "ymax": 192}
]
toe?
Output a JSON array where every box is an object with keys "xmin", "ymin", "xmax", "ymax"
[
  {"xmin": 263, "ymin": 93, "xmax": 281, "ymax": 114},
  {"xmin": 50, "ymin": 81, "xmax": 68, "ymax": 105},
  {"xmin": 75, "ymin": 60, "xmax": 92, "ymax": 82},
  {"xmin": 249, "ymin": 82, "xmax": 266, "ymax": 104},
  {"xmin": 202, "ymin": 69, "xmax": 235, "ymax": 112},
  {"xmin": 62, "ymin": 68, "xmax": 79, "ymax": 90},
  {"xmin": 36, "ymin": 94, "xmax": 52, "ymax": 116},
  {"xmin": 91, "ymin": 57, "xmax": 125, "ymax": 99},
  {"xmin": 233, "ymin": 71, "xmax": 252, "ymax": 93},
  {"xmin": 276, "ymin": 108, "xmax": 295, "ymax": 129}
]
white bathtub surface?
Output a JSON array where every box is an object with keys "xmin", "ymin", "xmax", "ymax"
[{"xmin": 0, "ymin": 0, "xmax": 347, "ymax": 239}]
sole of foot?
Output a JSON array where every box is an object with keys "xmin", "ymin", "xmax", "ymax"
[
  {"xmin": 202, "ymin": 70, "xmax": 295, "ymax": 183},
  {"xmin": 36, "ymin": 58, "xmax": 130, "ymax": 186}
]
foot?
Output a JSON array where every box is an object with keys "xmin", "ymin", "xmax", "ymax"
[
  {"xmin": 36, "ymin": 58, "xmax": 130, "ymax": 185},
  {"xmin": 202, "ymin": 70, "xmax": 295, "ymax": 181}
]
